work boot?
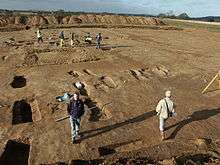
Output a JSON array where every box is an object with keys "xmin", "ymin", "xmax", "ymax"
[
  {"xmin": 77, "ymin": 130, "xmax": 84, "ymax": 138},
  {"xmin": 72, "ymin": 137, "xmax": 77, "ymax": 144}
]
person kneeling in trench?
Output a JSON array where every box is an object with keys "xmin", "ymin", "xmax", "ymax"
[
  {"xmin": 156, "ymin": 90, "xmax": 176, "ymax": 140},
  {"xmin": 67, "ymin": 93, "xmax": 85, "ymax": 144}
]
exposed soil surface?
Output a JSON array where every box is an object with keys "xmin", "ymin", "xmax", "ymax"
[
  {"xmin": 0, "ymin": 15, "xmax": 163, "ymax": 27},
  {"xmin": 0, "ymin": 19, "xmax": 220, "ymax": 165}
]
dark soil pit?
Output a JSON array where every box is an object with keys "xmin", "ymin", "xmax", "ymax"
[
  {"xmin": 101, "ymin": 46, "xmax": 112, "ymax": 51},
  {"xmin": 70, "ymin": 159, "xmax": 102, "ymax": 165},
  {"xmin": 25, "ymin": 26, "xmax": 31, "ymax": 30},
  {"xmin": 98, "ymin": 147, "xmax": 116, "ymax": 156},
  {"xmin": 17, "ymin": 40, "xmax": 26, "ymax": 44},
  {"xmin": 42, "ymin": 159, "xmax": 103, "ymax": 165},
  {"xmin": 70, "ymin": 159, "xmax": 103, "ymax": 165},
  {"xmin": 10, "ymin": 76, "xmax": 26, "ymax": 88},
  {"xmin": 49, "ymin": 41, "xmax": 56, "ymax": 45},
  {"xmin": 117, "ymin": 157, "xmax": 155, "ymax": 165},
  {"xmin": 175, "ymin": 153, "xmax": 218, "ymax": 165},
  {"xmin": 12, "ymin": 100, "xmax": 33, "ymax": 125},
  {"xmin": 0, "ymin": 140, "xmax": 30, "ymax": 165}
]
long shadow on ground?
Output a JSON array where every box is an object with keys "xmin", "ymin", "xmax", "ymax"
[
  {"xmin": 80, "ymin": 110, "xmax": 156, "ymax": 140},
  {"xmin": 166, "ymin": 108, "xmax": 220, "ymax": 139},
  {"xmin": 79, "ymin": 88, "xmax": 102, "ymax": 122}
]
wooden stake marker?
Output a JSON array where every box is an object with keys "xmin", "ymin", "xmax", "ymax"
[{"xmin": 202, "ymin": 71, "xmax": 220, "ymax": 94}]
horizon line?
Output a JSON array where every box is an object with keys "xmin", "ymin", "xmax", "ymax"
[{"xmin": 0, "ymin": 8, "xmax": 220, "ymax": 18}]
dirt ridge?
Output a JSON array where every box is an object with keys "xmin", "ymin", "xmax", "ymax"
[{"xmin": 0, "ymin": 14, "xmax": 164, "ymax": 27}]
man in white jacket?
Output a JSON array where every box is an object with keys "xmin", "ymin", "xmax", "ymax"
[
  {"xmin": 156, "ymin": 90, "xmax": 175, "ymax": 140},
  {"xmin": 36, "ymin": 29, "xmax": 43, "ymax": 43}
]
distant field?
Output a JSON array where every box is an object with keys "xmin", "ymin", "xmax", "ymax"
[{"xmin": 163, "ymin": 18, "xmax": 220, "ymax": 32}]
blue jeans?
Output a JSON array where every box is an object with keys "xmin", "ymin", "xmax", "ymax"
[
  {"xmin": 96, "ymin": 42, "xmax": 101, "ymax": 49},
  {"xmin": 69, "ymin": 116, "xmax": 81, "ymax": 140}
]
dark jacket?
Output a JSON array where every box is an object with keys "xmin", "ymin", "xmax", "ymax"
[
  {"xmin": 67, "ymin": 99, "xmax": 84, "ymax": 118},
  {"xmin": 96, "ymin": 34, "xmax": 102, "ymax": 42},
  {"xmin": 59, "ymin": 31, "xmax": 65, "ymax": 39}
]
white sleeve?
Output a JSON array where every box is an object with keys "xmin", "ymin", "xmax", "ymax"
[
  {"xmin": 172, "ymin": 103, "xmax": 175, "ymax": 113},
  {"xmin": 172, "ymin": 109, "xmax": 175, "ymax": 113},
  {"xmin": 156, "ymin": 100, "xmax": 162, "ymax": 113}
]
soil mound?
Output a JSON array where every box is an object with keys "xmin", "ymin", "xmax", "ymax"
[{"xmin": 0, "ymin": 14, "xmax": 164, "ymax": 27}]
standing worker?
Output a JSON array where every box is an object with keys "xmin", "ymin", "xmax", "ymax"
[
  {"xmin": 96, "ymin": 33, "xmax": 102, "ymax": 49},
  {"xmin": 36, "ymin": 28, "xmax": 43, "ymax": 43},
  {"xmin": 59, "ymin": 31, "xmax": 65, "ymax": 47},
  {"xmin": 70, "ymin": 32, "xmax": 75, "ymax": 46},
  {"xmin": 156, "ymin": 90, "xmax": 176, "ymax": 140},
  {"xmin": 67, "ymin": 93, "xmax": 85, "ymax": 144}
]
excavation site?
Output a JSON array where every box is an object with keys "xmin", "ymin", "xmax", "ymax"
[{"xmin": 0, "ymin": 11, "xmax": 220, "ymax": 165}]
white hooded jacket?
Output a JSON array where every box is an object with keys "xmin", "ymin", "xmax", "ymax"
[
  {"xmin": 156, "ymin": 97, "xmax": 174, "ymax": 119},
  {"xmin": 37, "ymin": 30, "xmax": 42, "ymax": 38}
]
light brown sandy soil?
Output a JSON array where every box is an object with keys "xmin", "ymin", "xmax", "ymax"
[
  {"xmin": 0, "ymin": 15, "xmax": 163, "ymax": 27},
  {"xmin": 165, "ymin": 18, "xmax": 220, "ymax": 26},
  {"xmin": 0, "ymin": 23, "xmax": 220, "ymax": 165}
]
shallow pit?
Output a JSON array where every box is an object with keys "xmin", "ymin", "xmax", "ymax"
[
  {"xmin": 12, "ymin": 99, "xmax": 42, "ymax": 125},
  {"xmin": 98, "ymin": 146, "xmax": 116, "ymax": 156},
  {"xmin": 10, "ymin": 76, "xmax": 26, "ymax": 88},
  {"xmin": 175, "ymin": 153, "xmax": 219, "ymax": 165},
  {"xmin": 0, "ymin": 139, "xmax": 30, "ymax": 165},
  {"xmin": 12, "ymin": 100, "xmax": 33, "ymax": 125}
]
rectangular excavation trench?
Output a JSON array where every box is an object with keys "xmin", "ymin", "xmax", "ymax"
[
  {"xmin": 0, "ymin": 139, "xmax": 30, "ymax": 165},
  {"xmin": 12, "ymin": 99, "xmax": 42, "ymax": 125}
]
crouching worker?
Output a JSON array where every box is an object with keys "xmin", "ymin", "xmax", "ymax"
[
  {"xmin": 67, "ymin": 93, "xmax": 85, "ymax": 144},
  {"xmin": 156, "ymin": 90, "xmax": 176, "ymax": 140}
]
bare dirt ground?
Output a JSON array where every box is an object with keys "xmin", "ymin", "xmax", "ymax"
[
  {"xmin": 0, "ymin": 21, "xmax": 220, "ymax": 165},
  {"xmin": 165, "ymin": 18, "xmax": 220, "ymax": 26}
]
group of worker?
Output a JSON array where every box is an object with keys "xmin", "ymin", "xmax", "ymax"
[
  {"xmin": 67, "ymin": 90, "xmax": 176, "ymax": 144},
  {"xmin": 36, "ymin": 29, "xmax": 103, "ymax": 49}
]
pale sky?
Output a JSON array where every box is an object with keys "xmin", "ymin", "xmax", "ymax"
[{"xmin": 0, "ymin": 0, "xmax": 219, "ymax": 17}]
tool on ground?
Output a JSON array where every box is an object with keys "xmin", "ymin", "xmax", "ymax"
[
  {"xmin": 202, "ymin": 71, "xmax": 220, "ymax": 94},
  {"xmin": 56, "ymin": 93, "xmax": 71, "ymax": 102},
  {"xmin": 55, "ymin": 102, "xmax": 112, "ymax": 122}
]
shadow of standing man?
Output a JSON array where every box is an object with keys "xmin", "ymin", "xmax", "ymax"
[{"xmin": 166, "ymin": 108, "xmax": 220, "ymax": 139}]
